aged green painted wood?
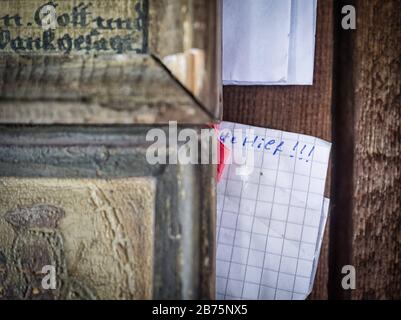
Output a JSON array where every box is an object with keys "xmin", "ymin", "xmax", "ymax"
[{"xmin": 0, "ymin": 126, "xmax": 216, "ymax": 300}]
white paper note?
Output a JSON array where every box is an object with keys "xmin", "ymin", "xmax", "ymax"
[
  {"xmin": 223, "ymin": 0, "xmax": 318, "ymax": 86},
  {"xmin": 223, "ymin": 0, "xmax": 292, "ymax": 84},
  {"xmin": 287, "ymin": 0, "xmax": 318, "ymax": 85},
  {"xmin": 216, "ymin": 122, "xmax": 331, "ymax": 300}
]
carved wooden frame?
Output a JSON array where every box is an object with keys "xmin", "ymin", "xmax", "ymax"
[
  {"xmin": 0, "ymin": 125, "xmax": 216, "ymax": 299},
  {"xmin": 0, "ymin": 0, "xmax": 222, "ymax": 124}
]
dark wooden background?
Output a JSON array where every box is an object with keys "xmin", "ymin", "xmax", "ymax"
[{"xmin": 223, "ymin": 0, "xmax": 400, "ymax": 299}]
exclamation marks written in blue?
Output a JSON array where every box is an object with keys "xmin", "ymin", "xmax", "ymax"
[{"xmin": 290, "ymin": 143, "xmax": 315, "ymax": 162}]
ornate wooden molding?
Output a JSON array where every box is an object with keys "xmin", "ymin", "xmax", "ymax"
[
  {"xmin": 0, "ymin": 0, "xmax": 222, "ymax": 123},
  {"xmin": 0, "ymin": 126, "xmax": 216, "ymax": 299}
]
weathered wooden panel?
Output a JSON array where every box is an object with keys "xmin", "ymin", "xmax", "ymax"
[
  {"xmin": 223, "ymin": 0, "xmax": 333, "ymax": 299},
  {"xmin": 0, "ymin": 0, "xmax": 148, "ymax": 55},
  {"xmin": 0, "ymin": 55, "xmax": 211, "ymax": 123},
  {"xmin": 0, "ymin": 0, "xmax": 221, "ymax": 123},
  {"xmin": 150, "ymin": 0, "xmax": 222, "ymax": 116},
  {"xmin": 223, "ymin": 0, "xmax": 332, "ymax": 138},
  {"xmin": 333, "ymin": 0, "xmax": 401, "ymax": 299},
  {"xmin": 0, "ymin": 126, "xmax": 216, "ymax": 300},
  {"xmin": 0, "ymin": 178, "xmax": 155, "ymax": 300}
]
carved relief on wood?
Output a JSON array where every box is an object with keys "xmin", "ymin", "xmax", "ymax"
[
  {"xmin": 0, "ymin": 178, "xmax": 155, "ymax": 300},
  {"xmin": 0, "ymin": 126, "xmax": 216, "ymax": 300}
]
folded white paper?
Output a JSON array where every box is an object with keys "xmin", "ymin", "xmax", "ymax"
[
  {"xmin": 216, "ymin": 122, "xmax": 331, "ymax": 300},
  {"xmin": 223, "ymin": 0, "xmax": 292, "ymax": 84},
  {"xmin": 223, "ymin": 0, "xmax": 318, "ymax": 86}
]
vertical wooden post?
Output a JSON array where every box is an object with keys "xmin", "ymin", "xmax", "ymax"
[
  {"xmin": 330, "ymin": 0, "xmax": 355, "ymax": 300},
  {"xmin": 332, "ymin": 0, "xmax": 401, "ymax": 299}
]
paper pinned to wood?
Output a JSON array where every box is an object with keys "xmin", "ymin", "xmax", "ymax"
[
  {"xmin": 216, "ymin": 122, "xmax": 331, "ymax": 300},
  {"xmin": 223, "ymin": 0, "xmax": 292, "ymax": 84},
  {"xmin": 223, "ymin": 0, "xmax": 318, "ymax": 86},
  {"xmin": 287, "ymin": 0, "xmax": 318, "ymax": 85}
]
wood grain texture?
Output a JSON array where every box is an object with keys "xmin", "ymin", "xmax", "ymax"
[
  {"xmin": 223, "ymin": 0, "xmax": 333, "ymax": 299},
  {"xmin": 150, "ymin": 0, "xmax": 222, "ymax": 117},
  {"xmin": 223, "ymin": 0, "xmax": 333, "ymax": 141},
  {"xmin": 350, "ymin": 0, "xmax": 400, "ymax": 299},
  {"xmin": 0, "ymin": 0, "xmax": 222, "ymax": 123},
  {"xmin": 330, "ymin": 0, "xmax": 400, "ymax": 300},
  {"xmin": 0, "ymin": 55, "xmax": 212, "ymax": 123},
  {"xmin": 0, "ymin": 178, "xmax": 156, "ymax": 300}
]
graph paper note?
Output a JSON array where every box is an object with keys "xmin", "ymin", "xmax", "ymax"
[{"xmin": 216, "ymin": 122, "xmax": 331, "ymax": 300}]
